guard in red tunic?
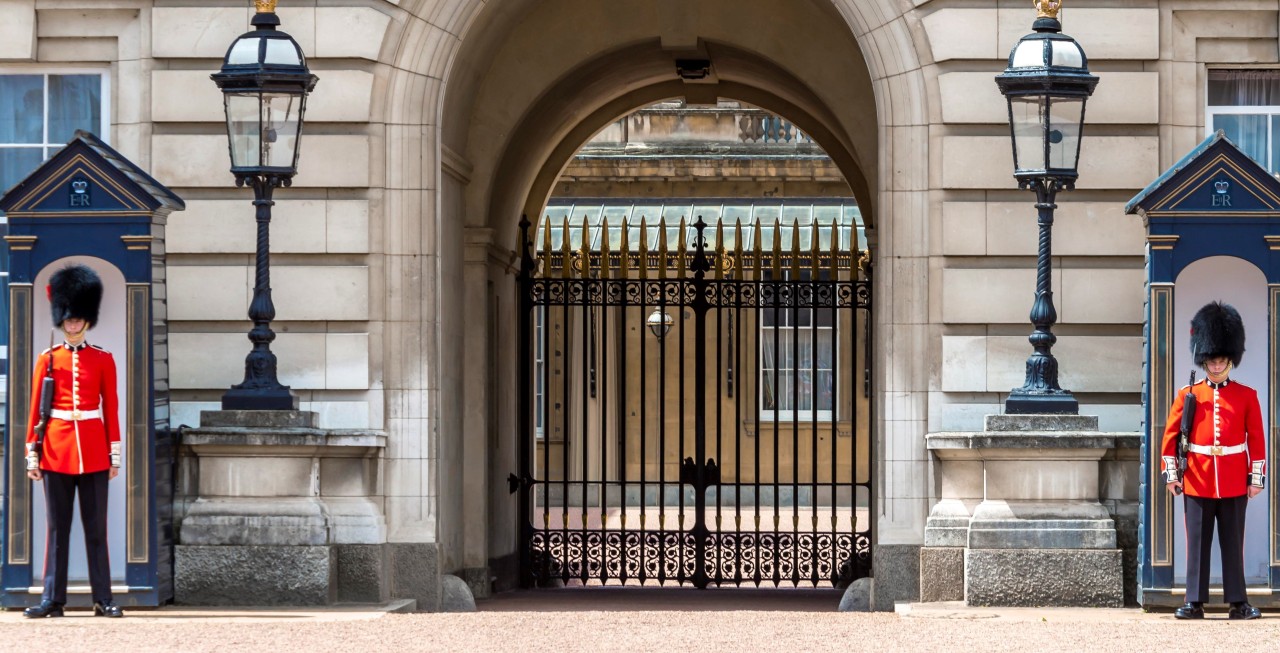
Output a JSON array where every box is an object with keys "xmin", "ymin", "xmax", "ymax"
[
  {"xmin": 1162, "ymin": 302, "xmax": 1266, "ymax": 620},
  {"xmin": 22, "ymin": 265, "xmax": 123, "ymax": 619}
]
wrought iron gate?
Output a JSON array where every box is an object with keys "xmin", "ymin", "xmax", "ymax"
[{"xmin": 513, "ymin": 209, "xmax": 872, "ymax": 588}]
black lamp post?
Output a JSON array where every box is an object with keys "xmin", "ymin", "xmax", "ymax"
[
  {"xmin": 211, "ymin": 0, "xmax": 318, "ymax": 410},
  {"xmin": 995, "ymin": 0, "xmax": 1097, "ymax": 414}
]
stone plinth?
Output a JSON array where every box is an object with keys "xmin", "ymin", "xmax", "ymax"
[
  {"xmin": 175, "ymin": 410, "xmax": 386, "ymax": 606},
  {"xmin": 922, "ymin": 415, "xmax": 1138, "ymax": 607}
]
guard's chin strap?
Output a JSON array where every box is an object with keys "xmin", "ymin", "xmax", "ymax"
[{"xmin": 1205, "ymin": 362, "xmax": 1232, "ymax": 385}]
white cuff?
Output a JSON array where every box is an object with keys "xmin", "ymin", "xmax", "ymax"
[
  {"xmin": 24, "ymin": 443, "xmax": 39, "ymax": 471},
  {"xmin": 110, "ymin": 442, "xmax": 121, "ymax": 468},
  {"xmin": 1250, "ymin": 460, "xmax": 1266, "ymax": 489},
  {"xmin": 1162, "ymin": 456, "xmax": 1181, "ymax": 484}
]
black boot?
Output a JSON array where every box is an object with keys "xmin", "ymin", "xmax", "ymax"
[
  {"xmin": 1174, "ymin": 602, "xmax": 1205, "ymax": 619},
  {"xmin": 93, "ymin": 600, "xmax": 124, "ymax": 618},
  {"xmin": 1229, "ymin": 601, "xmax": 1261, "ymax": 620},
  {"xmin": 23, "ymin": 600, "xmax": 64, "ymax": 618}
]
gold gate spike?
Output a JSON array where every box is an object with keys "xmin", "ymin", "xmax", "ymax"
[
  {"xmin": 600, "ymin": 215, "xmax": 611, "ymax": 280},
  {"xmin": 638, "ymin": 215, "xmax": 648, "ymax": 280},
  {"xmin": 677, "ymin": 216, "xmax": 687, "ymax": 278},
  {"xmin": 771, "ymin": 218, "xmax": 782, "ymax": 278},
  {"xmin": 789, "ymin": 218, "xmax": 801, "ymax": 277},
  {"xmin": 658, "ymin": 216, "xmax": 669, "ymax": 275}
]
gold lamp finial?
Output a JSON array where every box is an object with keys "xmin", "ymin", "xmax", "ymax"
[
  {"xmin": 255, "ymin": 0, "xmax": 278, "ymax": 13},
  {"xmin": 1034, "ymin": 0, "xmax": 1062, "ymax": 19}
]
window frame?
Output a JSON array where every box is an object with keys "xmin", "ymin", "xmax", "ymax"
[
  {"xmin": 758, "ymin": 270, "xmax": 837, "ymax": 423},
  {"xmin": 1203, "ymin": 67, "xmax": 1280, "ymax": 175}
]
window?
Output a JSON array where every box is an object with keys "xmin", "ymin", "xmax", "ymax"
[
  {"xmin": 1206, "ymin": 70, "xmax": 1280, "ymax": 174},
  {"xmin": 760, "ymin": 271, "xmax": 835, "ymax": 421},
  {"xmin": 0, "ymin": 71, "xmax": 108, "ymax": 382}
]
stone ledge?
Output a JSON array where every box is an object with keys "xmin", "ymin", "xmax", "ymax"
[
  {"xmin": 181, "ymin": 423, "xmax": 386, "ymax": 450},
  {"xmin": 927, "ymin": 432, "xmax": 1137, "ymax": 452},
  {"xmin": 201, "ymin": 410, "xmax": 318, "ymax": 429},
  {"xmin": 986, "ymin": 414, "xmax": 1098, "ymax": 432}
]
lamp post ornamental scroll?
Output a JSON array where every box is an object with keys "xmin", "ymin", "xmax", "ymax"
[{"xmin": 995, "ymin": 0, "xmax": 1098, "ymax": 415}]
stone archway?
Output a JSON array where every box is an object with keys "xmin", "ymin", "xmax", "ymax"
[{"xmin": 378, "ymin": 0, "xmax": 932, "ymax": 605}]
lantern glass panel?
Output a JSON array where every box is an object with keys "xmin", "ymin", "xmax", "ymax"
[
  {"xmin": 225, "ymin": 93, "xmax": 262, "ymax": 168},
  {"xmin": 1048, "ymin": 97, "xmax": 1083, "ymax": 171},
  {"xmin": 264, "ymin": 39, "xmax": 303, "ymax": 66},
  {"xmin": 261, "ymin": 93, "xmax": 302, "ymax": 169},
  {"xmin": 1010, "ymin": 95, "xmax": 1046, "ymax": 172},
  {"xmin": 227, "ymin": 38, "xmax": 262, "ymax": 65},
  {"xmin": 1050, "ymin": 41, "xmax": 1083, "ymax": 68},
  {"xmin": 1012, "ymin": 40, "xmax": 1045, "ymax": 68}
]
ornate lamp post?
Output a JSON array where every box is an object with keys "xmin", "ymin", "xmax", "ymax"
[
  {"xmin": 995, "ymin": 0, "xmax": 1098, "ymax": 414},
  {"xmin": 211, "ymin": 0, "xmax": 318, "ymax": 410}
]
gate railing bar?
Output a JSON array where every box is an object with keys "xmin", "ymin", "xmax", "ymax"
[
  {"xmin": 539, "ymin": 221, "xmax": 552, "ymax": 580},
  {"xmin": 599, "ymin": 217, "xmax": 610, "ymax": 583},
  {"xmin": 792, "ymin": 227, "xmax": 802, "ymax": 584},
  {"xmin": 850, "ymin": 273, "xmax": 860, "ymax": 582},
  {"xmin": 677, "ymin": 217, "xmax": 688, "ymax": 584},
  {"xmin": 829, "ymin": 240, "xmax": 840, "ymax": 584},
  {"xmin": 638, "ymin": 216, "xmax": 648, "ymax": 578},
  {"xmin": 770, "ymin": 219, "xmax": 782, "ymax": 586},
  {"xmin": 617, "ymin": 218, "xmax": 630, "ymax": 583},
  {"xmin": 657, "ymin": 216, "xmax": 669, "ymax": 583},
  {"xmin": 713, "ymin": 220, "xmax": 725, "ymax": 586},
  {"xmin": 747, "ymin": 218, "xmax": 757, "ymax": 581},
  {"xmin": 733, "ymin": 220, "xmax": 746, "ymax": 586},
  {"xmin": 561, "ymin": 216, "xmax": 572, "ymax": 583},
  {"xmin": 690, "ymin": 216, "xmax": 709, "ymax": 589},
  {"xmin": 810, "ymin": 230, "xmax": 820, "ymax": 586},
  {"xmin": 579, "ymin": 217, "xmax": 590, "ymax": 584}
]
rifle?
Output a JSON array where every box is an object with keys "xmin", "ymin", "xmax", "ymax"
[
  {"xmin": 1175, "ymin": 370, "xmax": 1197, "ymax": 495},
  {"xmin": 30, "ymin": 331, "xmax": 55, "ymax": 466}
]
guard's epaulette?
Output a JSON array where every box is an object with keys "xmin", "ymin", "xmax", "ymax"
[
  {"xmin": 89, "ymin": 343, "xmax": 109, "ymax": 352},
  {"xmin": 40, "ymin": 347, "xmax": 54, "ymax": 356}
]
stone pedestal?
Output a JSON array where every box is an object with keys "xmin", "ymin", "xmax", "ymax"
[
  {"xmin": 175, "ymin": 410, "xmax": 387, "ymax": 605},
  {"xmin": 922, "ymin": 414, "xmax": 1139, "ymax": 607}
]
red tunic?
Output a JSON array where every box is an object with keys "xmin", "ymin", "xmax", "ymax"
[
  {"xmin": 1162, "ymin": 378, "xmax": 1266, "ymax": 498},
  {"xmin": 25, "ymin": 343, "xmax": 120, "ymax": 475}
]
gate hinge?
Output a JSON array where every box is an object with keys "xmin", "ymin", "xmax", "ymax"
[{"xmin": 507, "ymin": 472, "xmax": 532, "ymax": 494}]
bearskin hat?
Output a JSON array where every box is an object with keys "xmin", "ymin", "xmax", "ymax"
[
  {"xmin": 1190, "ymin": 301, "xmax": 1245, "ymax": 367},
  {"xmin": 48, "ymin": 264, "xmax": 103, "ymax": 328}
]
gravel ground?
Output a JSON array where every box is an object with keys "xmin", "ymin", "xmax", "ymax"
[{"xmin": 3, "ymin": 597, "xmax": 1278, "ymax": 653}]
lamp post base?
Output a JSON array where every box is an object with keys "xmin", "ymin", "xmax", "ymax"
[
  {"xmin": 221, "ymin": 387, "xmax": 299, "ymax": 411},
  {"xmin": 1004, "ymin": 390, "xmax": 1078, "ymax": 415}
]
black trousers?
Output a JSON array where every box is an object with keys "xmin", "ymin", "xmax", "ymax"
[
  {"xmin": 1184, "ymin": 494, "xmax": 1249, "ymax": 604},
  {"xmin": 41, "ymin": 470, "xmax": 112, "ymax": 605}
]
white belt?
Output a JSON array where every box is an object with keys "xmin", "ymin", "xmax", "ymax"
[
  {"xmin": 50, "ymin": 409, "xmax": 101, "ymax": 421},
  {"xmin": 1187, "ymin": 443, "xmax": 1246, "ymax": 456}
]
